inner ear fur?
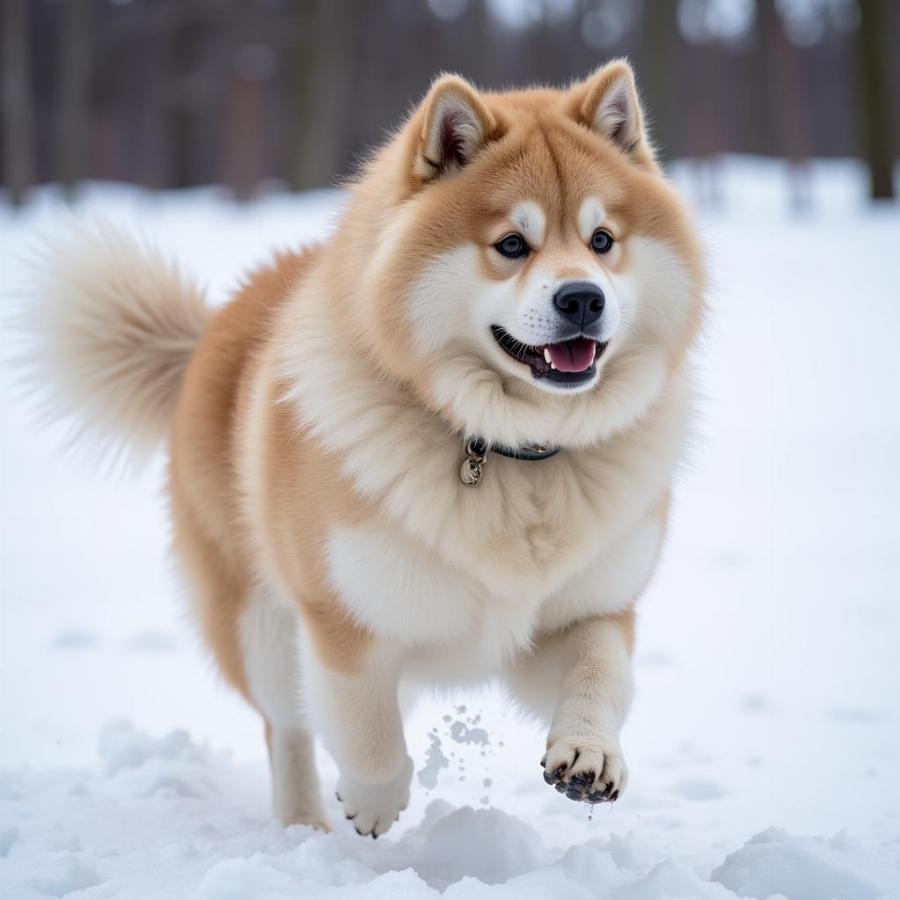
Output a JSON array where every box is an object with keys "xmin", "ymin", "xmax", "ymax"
[
  {"xmin": 414, "ymin": 75, "xmax": 498, "ymax": 181},
  {"xmin": 572, "ymin": 60, "xmax": 655, "ymax": 165}
]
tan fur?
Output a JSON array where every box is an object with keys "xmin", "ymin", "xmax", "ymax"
[
  {"xmin": 171, "ymin": 245, "xmax": 377, "ymax": 684},
  {"xmin": 29, "ymin": 62, "xmax": 704, "ymax": 832},
  {"xmin": 170, "ymin": 250, "xmax": 311, "ymax": 696},
  {"xmin": 170, "ymin": 65, "xmax": 701, "ymax": 824}
]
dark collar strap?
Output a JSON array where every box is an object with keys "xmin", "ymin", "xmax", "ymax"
[{"xmin": 467, "ymin": 435, "xmax": 560, "ymax": 462}]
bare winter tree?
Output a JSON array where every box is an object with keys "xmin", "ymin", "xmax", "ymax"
[
  {"xmin": 289, "ymin": 0, "xmax": 363, "ymax": 190},
  {"xmin": 757, "ymin": 0, "xmax": 814, "ymax": 212},
  {"xmin": 2, "ymin": 0, "xmax": 35, "ymax": 206},
  {"xmin": 58, "ymin": 0, "xmax": 92, "ymax": 198},
  {"xmin": 638, "ymin": 0, "xmax": 680, "ymax": 163},
  {"xmin": 858, "ymin": 0, "xmax": 895, "ymax": 199}
]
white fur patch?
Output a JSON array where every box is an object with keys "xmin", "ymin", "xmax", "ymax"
[
  {"xmin": 239, "ymin": 586, "xmax": 303, "ymax": 729},
  {"xmin": 510, "ymin": 201, "xmax": 546, "ymax": 248},
  {"xmin": 539, "ymin": 511, "xmax": 664, "ymax": 634},
  {"xmin": 408, "ymin": 245, "xmax": 483, "ymax": 356},
  {"xmin": 327, "ymin": 523, "xmax": 545, "ymax": 679},
  {"xmin": 326, "ymin": 525, "xmax": 479, "ymax": 646},
  {"xmin": 578, "ymin": 197, "xmax": 606, "ymax": 242},
  {"xmin": 625, "ymin": 235, "xmax": 697, "ymax": 342}
]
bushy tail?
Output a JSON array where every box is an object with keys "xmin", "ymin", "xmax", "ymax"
[{"xmin": 16, "ymin": 220, "xmax": 209, "ymax": 465}]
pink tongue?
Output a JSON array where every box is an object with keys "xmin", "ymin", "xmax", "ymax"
[{"xmin": 546, "ymin": 338, "xmax": 597, "ymax": 373}]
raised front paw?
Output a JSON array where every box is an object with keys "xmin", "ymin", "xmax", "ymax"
[
  {"xmin": 541, "ymin": 736, "xmax": 628, "ymax": 804},
  {"xmin": 335, "ymin": 755, "xmax": 413, "ymax": 838}
]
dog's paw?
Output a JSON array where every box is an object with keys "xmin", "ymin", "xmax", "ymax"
[
  {"xmin": 541, "ymin": 736, "xmax": 628, "ymax": 804},
  {"xmin": 335, "ymin": 755, "xmax": 413, "ymax": 838}
]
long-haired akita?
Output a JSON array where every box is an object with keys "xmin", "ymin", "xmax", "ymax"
[{"xmin": 24, "ymin": 61, "xmax": 704, "ymax": 836}]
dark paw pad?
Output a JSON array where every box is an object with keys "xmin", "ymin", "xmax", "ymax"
[
  {"xmin": 543, "ymin": 765, "xmax": 566, "ymax": 787},
  {"xmin": 543, "ymin": 767, "xmax": 617, "ymax": 805}
]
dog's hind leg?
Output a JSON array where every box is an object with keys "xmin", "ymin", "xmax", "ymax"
[
  {"xmin": 172, "ymin": 488, "xmax": 329, "ymax": 830},
  {"xmin": 240, "ymin": 587, "xmax": 330, "ymax": 831}
]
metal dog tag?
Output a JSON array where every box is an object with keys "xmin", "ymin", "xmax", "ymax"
[
  {"xmin": 459, "ymin": 435, "xmax": 488, "ymax": 487},
  {"xmin": 459, "ymin": 456, "xmax": 483, "ymax": 487}
]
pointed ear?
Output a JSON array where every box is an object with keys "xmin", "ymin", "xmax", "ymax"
[
  {"xmin": 414, "ymin": 75, "xmax": 497, "ymax": 181},
  {"xmin": 574, "ymin": 61, "xmax": 652, "ymax": 162}
]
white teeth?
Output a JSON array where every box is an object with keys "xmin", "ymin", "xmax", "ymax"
[{"xmin": 543, "ymin": 348, "xmax": 552, "ymax": 365}]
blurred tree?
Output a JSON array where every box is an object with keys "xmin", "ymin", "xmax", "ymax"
[
  {"xmin": 858, "ymin": 0, "xmax": 895, "ymax": 199},
  {"xmin": 58, "ymin": 0, "xmax": 91, "ymax": 199},
  {"xmin": 289, "ymin": 0, "xmax": 362, "ymax": 190},
  {"xmin": 2, "ymin": 0, "xmax": 35, "ymax": 206},
  {"xmin": 173, "ymin": 9, "xmax": 203, "ymax": 190},
  {"xmin": 638, "ymin": 0, "xmax": 680, "ymax": 163},
  {"xmin": 757, "ymin": 0, "xmax": 813, "ymax": 212}
]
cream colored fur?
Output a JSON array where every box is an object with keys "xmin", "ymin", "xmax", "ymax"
[
  {"xmin": 22, "ymin": 62, "xmax": 704, "ymax": 837},
  {"xmin": 19, "ymin": 220, "xmax": 208, "ymax": 464}
]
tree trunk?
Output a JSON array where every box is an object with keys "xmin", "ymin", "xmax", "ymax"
[
  {"xmin": 858, "ymin": 0, "xmax": 895, "ymax": 199},
  {"xmin": 59, "ymin": 0, "xmax": 92, "ymax": 198},
  {"xmin": 637, "ymin": 0, "xmax": 680, "ymax": 165},
  {"xmin": 289, "ymin": 0, "xmax": 362, "ymax": 190},
  {"xmin": 2, "ymin": 0, "xmax": 34, "ymax": 205}
]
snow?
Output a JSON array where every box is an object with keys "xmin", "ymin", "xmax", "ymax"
[
  {"xmin": 2, "ymin": 158, "xmax": 899, "ymax": 899},
  {"xmin": 712, "ymin": 828, "xmax": 888, "ymax": 900}
]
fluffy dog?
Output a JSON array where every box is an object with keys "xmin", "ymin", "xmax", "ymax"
[{"xmin": 24, "ymin": 60, "xmax": 704, "ymax": 836}]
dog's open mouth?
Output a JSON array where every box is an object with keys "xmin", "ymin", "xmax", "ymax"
[{"xmin": 491, "ymin": 325, "xmax": 607, "ymax": 386}]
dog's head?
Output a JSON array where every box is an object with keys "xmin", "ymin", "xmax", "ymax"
[{"xmin": 344, "ymin": 61, "xmax": 704, "ymax": 448}]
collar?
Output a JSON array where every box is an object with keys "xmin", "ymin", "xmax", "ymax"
[{"xmin": 459, "ymin": 435, "xmax": 560, "ymax": 487}]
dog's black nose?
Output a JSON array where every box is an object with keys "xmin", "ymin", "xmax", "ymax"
[{"xmin": 552, "ymin": 281, "xmax": 605, "ymax": 330}]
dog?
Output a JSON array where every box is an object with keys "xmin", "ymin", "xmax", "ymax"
[{"xmin": 23, "ymin": 60, "xmax": 704, "ymax": 837}]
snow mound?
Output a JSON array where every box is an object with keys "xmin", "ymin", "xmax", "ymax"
[
  {"xmin": 712, "ymin": 827, "xmax": 892, "ymax": 900},
  {"xmin": 3, "ymin": 721, "xmax": 897, "ymax": 900},
  {"xmin": 98, "ymin": 718, "xmax": 206, "ymax": 774},
  {"xmin": 389, "ymin": 803, "xmax": 549, "ymax": 888}
]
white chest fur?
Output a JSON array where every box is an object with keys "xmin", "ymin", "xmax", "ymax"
[{"xmin": 325, "ymin": 507, "xmax": 663, "ymax": 681}]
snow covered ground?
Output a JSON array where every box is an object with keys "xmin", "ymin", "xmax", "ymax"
[{"xmin": 2, "ymin": 158, "xmax": 899, "ymax": 899}]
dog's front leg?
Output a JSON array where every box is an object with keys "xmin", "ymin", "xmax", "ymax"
[
  {"xmin": 304, "ymin": 641, "xmax": 412, "ymax": 838},
  {"xmin": 542, "ymin": 610, "xmax": 634, "ymax": 803}
]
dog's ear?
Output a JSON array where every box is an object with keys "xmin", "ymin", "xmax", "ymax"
[
  {"xmin": 572, "ymin": 61, "xmax": 654, "ymax": 164},
  {"xmin": 414, "ymin": 75, "xmax": 497, "ymax": 181}
]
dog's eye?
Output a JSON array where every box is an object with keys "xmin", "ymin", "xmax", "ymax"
[
  {"xmin": 591, "ymin": 229, "xmax": 614, "ymax": 254},
  {"xmin": 494, "ymin": 233, "xmax": 529, "ymax": 259}
]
